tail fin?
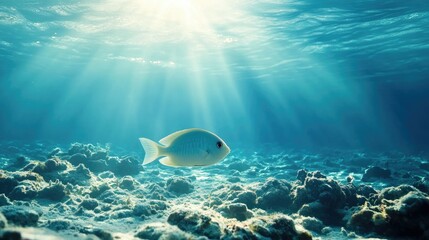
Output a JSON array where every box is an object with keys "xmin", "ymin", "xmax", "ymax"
[{"xmin": 139, "ymin": 138, "xmax": 161, "ymax": 165}]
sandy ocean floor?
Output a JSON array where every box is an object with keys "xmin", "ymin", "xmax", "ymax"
[{"xmin": 0, "ymin": 142, "xmax": 428, "ymax": 240}]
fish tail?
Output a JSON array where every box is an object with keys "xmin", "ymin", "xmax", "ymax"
[{"xmin": 139, "ymin": 138, "xmax": 162, "ymax": 165}]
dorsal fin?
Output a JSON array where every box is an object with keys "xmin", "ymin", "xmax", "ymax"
[{"xmin": 159, "ymin": 128, "xmax": 199, "ymax": 146}]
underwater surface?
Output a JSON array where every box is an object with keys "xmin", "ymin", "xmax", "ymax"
[{"xmin": 1, "ymin": 0, "xmax": 429, "ymax": 239}]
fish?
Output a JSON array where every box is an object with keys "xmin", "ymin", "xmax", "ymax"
[{"xmin": 139, "ymin": 128, "xmax": 231, "ymax": 167}]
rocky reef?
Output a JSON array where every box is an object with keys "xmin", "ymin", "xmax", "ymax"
[{"xmin": 0, "ymin": 142, "xmax": 428, "ymax": 239}]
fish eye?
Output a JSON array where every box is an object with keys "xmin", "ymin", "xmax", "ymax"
[{"xmin": 216, "ymin": 141, "xmax": 222, "ymax": 149}]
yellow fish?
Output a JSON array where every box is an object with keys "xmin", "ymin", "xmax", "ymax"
[{"xmin": 139, "ymin": 128, "xmax": 230, "ymax": 167}]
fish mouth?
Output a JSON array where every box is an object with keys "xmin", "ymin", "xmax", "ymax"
[{"xmin": 225, "ymin": 144, "xmax": 231, "ymax": 155}]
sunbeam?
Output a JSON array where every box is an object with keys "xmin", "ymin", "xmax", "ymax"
[{"xmin": 1, "ymin": 0, "xmax": 427, "ymax": 149}]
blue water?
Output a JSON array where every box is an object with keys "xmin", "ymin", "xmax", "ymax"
[{"xmin": 0, "ymin": 0, "xmax": 428, "ymax": 150}]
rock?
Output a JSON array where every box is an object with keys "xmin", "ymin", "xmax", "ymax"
[
  {"xmin": 166, "ymin": 177, "xmax": 194, "ymax": 195},
  {"xmin": 48, "ymin": 147, "xmax": 62, "ymax": 158},
  {"xmin": 8, "ymin": 180, "xmax": 41, "ymax": 200},
  {"xmin": 80, "ymin": 199, "xmax": 99, "ymax": 210},
  {"xmin": 0, "ymin": 194, "xmax": 11, "ymax": 207},
  {"xmin": 0, "ymin": 174, "xmax": 19, "ymax": 195},
  {"xmin": 228, "ymin": 162, "xmax": 250, "ymax": 171},
  {"xmin": 413, "ymin": 178, "xmax": 429, "ymax": 194},
  {"xmin": 98, "ymin": 171, "xmax": 115, "ymax": 179},
  {"xmin": 52, "ymin": 202, "xmax": 72, "ymax": 213},
  {"xmin": 69, "ymin": 153, "xmax": 88, "ymax": 166},
  {"xmin": 60, "ymin": 164, "xmax": 92, "ymax": 185},
  {"xmin": 348, "ymin": 189, "xmax": 429, "ymax": 238},
  {"xmin": 298, "ymin": 201, "xmax": 342, "ymax": 226},
  {"xmin": 299, "ymin": 216, "xmax": 324, "ymax": 234},
  {"xmin": 10, "ymin": 171, "xmax": 43, "ymax": 182},
  {"xmin": 8, "ymin": 156, "xmax": 28, "ymax": 169},
  {"xmin": 69, "ymin": 153, "xmax": 108, "ymax": 173},
  {"xmin": 420, "ymin": 162, "xmax": 429, "ymax": 171},
  {"xmin": 249, "ymin": 214, "xmax": 312, "ymax": 240},
  {"xmin": 233, "ymin": 191, "xmax": 257, "ymax": 209},
  {"xmin": 45, "ymin": 158, "xmax": 68, "ymax": 171},
  {"xmin": 92, "ymin": 229, "xmax": 114, "ymax": 240},
  {"xmin": 90, "ymin": 150, "xmax": 108, "ymax": 160},
  {"xmin": 227, "ymin": 177, "xmax": 241, "ymax": 183},
  {"xmin": 291, "ymin": 171, "xmax": 347, "ymax": 215},
  {"xmin": 361, "ymin": 166, "xmax": 391, "ymax": 182},
  {"xmin": 341, "ymin": 184, "xmax": 360, "ymax": 207},
  {"xmin": 133, "ymin": 200, "xmax": 168, "ymax": 218},
  {"xmin": 257, "ymin": 178, "xmax": 292, "ymax": 210},
  {"xmin": 89, "ymin": 183, "xmax": 111, "ymax": 199},
  {"xmin": 208, "ymin": 184, "xmax": 257, "ymax": 210},
  {"xmin": 86, "ymin": 160, "xmax": 109, "ymax": 173},
  {"xmin": 81, "ymin": 227, "xmax": 113, "ymax": 240},
  {"xmin": 167, "ymin": 209, "xmax": 221, "ymax": 239},
  {"xmin": 223, "ymin": 203, "xmax": 253, "ymax": 221},
  {"xmin": 385, "ymin": 191, "xmax": 429, "ymax": 237},
  {"xmin": 46, "ymin": 219, "xmax": 72, "ymax": 231},
  {"xmin": 98, "ymin": 189, "xmax": 117, "ymax": 204},
  {"xmin": 356, "ymin": 185, "xmax": 377, "ymax": 198},
  {"xmin": 109, "ymin": 156, "xmax": 140, "ymax": 176},
  {"xmin": 133, "ymin": 203, "xmax": 156, "ymax": 217},
  {"xmin": 24, "ymin": 158, "xmax": 67, "ymax": 181},
  {"xmin": 0, "ymin": 212, "xmax": 7, "ymax": 229},
  {"xmin": 67, "ymin": 143, "xmax": 83, "ymax": 155},
  {"xmin": 346, "ymin": 175, "xmax": 354, "ymax": 183},
  {"xmin": 109, "ymin": 209, "xmax": 133, "ymax": 219},
  {"xmin": 0, "ymin": 205, "xmax": 40, "ymax": 227},
  {"xmin": 32, "ymin": 158, "xmax": 68, "ymax": 175},
  {"xmin": 38, "ymin": 181, "xmax": 67, "ymax": 201},
  {"xmin": 321, "ymin": 227, "xmax": 332, "ymax": 235},
  {"xmin": 67, "ymin": 143, "xmax": 97, "ymax": 157},
  {"xmin": 223, "ymin": 225, "xmax": 257, "ymax": 240},
  {"xmin": 347, "ymin": 203, "xmax": 390, "ymax": 235},
  {"xmin": 135, "ymin": 223, "xmax": 192, "ymax": 240},
  {"xmin": 149, "ymin": 200, "xmax": 168, "ymax": 211},
  {"xmin": 297, "ymin": 169, "xmax": 307, "ymax": 183},
  {"xmin": 119, "ymin": 176, "xmax": 136, "ymax": 190},
  {"xmin": 375, "ymin": 185, "xmax": 419, "ymax": 203},
  {"xmin": 0, "ymin": 230, "xmax": 21, "ymax": 240},
  {"xmin": 1, "ymin": 227, "xmax": 70, "ymax": 239}
]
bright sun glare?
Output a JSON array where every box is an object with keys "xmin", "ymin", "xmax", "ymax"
[{"xmin": 86, "ymin": 0, "xmax": 256, "ymax": 140}]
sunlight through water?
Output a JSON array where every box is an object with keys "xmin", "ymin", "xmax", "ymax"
[{"xmin": 0, "ymin": 0, "xmax": 428, "ymax": 149}]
